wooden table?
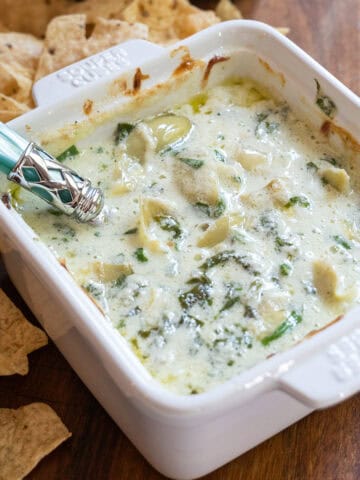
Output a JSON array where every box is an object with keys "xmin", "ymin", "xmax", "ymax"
[{"xmin": 1, "ymin": 1, "xmax": 359, "ymax": 478}]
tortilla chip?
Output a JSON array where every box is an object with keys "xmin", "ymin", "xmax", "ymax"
[
  {"xmin": 0, "ymin": 403, "xmax": 71, "ymax": 480},
  {"xmin": 0, "ymin": 94, "xmax": 30, "ymax": 122},
  {"xmin": 121, "ymin": 0, "xmax": 220, "ymax": 44},
  {"xmin": 35, "ymin": 14, "xmax": 148, "ymax": 80},
  {"xmin": 0, "ymin": 0, "xmax": 70, "ymax": 37},
  {"xmin": 0, "ymin": 33, "xmax": 43, "ymax": 74},
  {"xmin": 215, "ymin": 0, "xmax": 242, "ymax": 20},
  {"xmin": 0, "ymin": 64, "xmax": 33, "ymax": 105},
  {"xmin": 0, "ymin": 289, "xmax": 47, "ymax": 375},
  {"xmin": 67, "ymin": 0, "xmax": 133, "ymax": 22}
]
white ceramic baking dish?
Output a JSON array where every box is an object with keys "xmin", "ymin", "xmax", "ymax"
[{"xmin": 1, "ymin": 20, "xmax": 360, "ymax": 479}]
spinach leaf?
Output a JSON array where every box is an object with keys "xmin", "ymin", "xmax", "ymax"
[
  {"xmin": 195, "ymin": 198, "xmax": 226, "ymax": 218},
  {"xmin": 285, "ymin": 195, "xmax": 310, "ymax": 208},
  {"xmin": 179, "ymin": 274, "xmax": 213, "ymax": 309},
  {"xmin": 315, "ymin": 79, "xmax": 337, "ymax": 118},
  {"xmin": 134, "ymin": 247, "xmax": 148, "ymax": 262},
  {"xmin": 178, "ymin": 157, "xmax": 204, "ymax": 169},
  {"xmin": 114, "ymin": 123, "xmax": 134, "ymax": 144},
  {"xmin": 56, "ymin": 145, "xmax": 79, "ymax": 162},
  {"xmin": 261, "ymin": 311, "xmax": 302, "ymax": 346}
]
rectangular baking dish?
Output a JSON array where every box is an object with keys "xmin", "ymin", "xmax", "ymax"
[{"xmin": 1, "ymin": 20, "xmax": 360, "ymax": 479}]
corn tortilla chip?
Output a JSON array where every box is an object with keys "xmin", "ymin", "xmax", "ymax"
[
  {"xmin": 0, "ymin": 0, "xmax": 70, "ymax": 37},
  {"xmin": 67, "ymin": 0, "xmax": 133, "ymax": 22},
  {"xmin": 0, "ymin": 64, "xmax": 33, "ymax": 105},
  {"xmin": 35, "ymin": 14, "xmax": 148, "ymax": 80},
  {"xmin": 0, "ymin": 403, "xmax": 71, "ymax": 480},
  {"xmin": 121, "ymin": 0, "xmax": 220, "ymax": 44},
  {"xmin": 0, "ymin": 33, "xmax": 43, "ymax": 74},
  {"xmin": 215, "ymin": 0, "xmax": 243, "ymax": 20},
  {"xmin": 0, "ymin": 94, "xmax": 30, "ymax": 122},
  {"xmin": 0, "ymin": 289, "xmax": 47, "ymax": 375}
]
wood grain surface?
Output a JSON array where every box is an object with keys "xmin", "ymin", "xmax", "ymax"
[{"xmin": 1, "ymin": 1, "xmax": 360, "ymax": 479}]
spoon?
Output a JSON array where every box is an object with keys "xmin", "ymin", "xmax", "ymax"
[{"xmin": 0, "ymin": 122, "xmax": 104, "ymax": 222}]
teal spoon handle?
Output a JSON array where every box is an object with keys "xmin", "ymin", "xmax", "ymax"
[
  {"xmin": 0, "ymin": 122, "xmax": 104, "ymax": 222},
  {"xmin": 0, "ymin": 122, "xmax": 28, "ymax": 175}
]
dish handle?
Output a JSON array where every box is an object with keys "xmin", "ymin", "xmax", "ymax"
[
  {"xmin": 279, "ymin": 308, "xmax": 360, "ymax": 409},
  {"xmin": 32, "ymin": 39, "xmax": 165, "ymax": 106}
]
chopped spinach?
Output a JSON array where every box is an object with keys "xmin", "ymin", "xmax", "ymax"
[
  {"xmin": 218, "ymin": 282, "xmax": 242, "ymax": 314},
  {"xmin": 315, "ymin": 79, "xmax": 337, "ymax": 118},
  {"xmin": 114, "ymin": 122, "xmax": 134, "ymax": 144},
  {"xmin": 255, "ymin": 112, "xmax": 279, "ymax": 137},
  {"xmin": 134, "ymin": 247, "xmax": 148, "ymax": 262},
  {"xmin": 179, "ymin": 274, "xmax": 213, "ymax": 310},
  {"xmin": 244, "ymin": 305, "xmax": 256, "ymax": 318},
  {"xmin": 261, "ymin": 311, "xmax": 302, "ymax": 346},
  {"xmin": 178, "ymin": 157, "xmax": 204, "ymax": 169},
  {"xmin": 259, "ymin": 212, "xmax": 278, "ymax": 233},
  {"xmin": 195, "ymin": 198, "xmax": 226, "ymax": 218},
  {"xmin": 201, "ymin": 250, "xmax": 260, "ymax": 276},
  {"xmin": 285, "ymin": 195, "xmax": 310, "ymax": 208},
  {"xmin": 155, "ymin": 214, "xmax": 182, "ymax": 239},
  {"xmin": 333, "ymin": 234, "xmax": 351, "ymax": 250},
  {"xmin": 113, "ymin": 273, "xmax": 127, "ymax": 288},
  {"xmin": 56, "ymin": 145, "xmax": 79, "ymax": 162},
  {"xmin": 279, "ymin": 262, "xmax": 291, "ymax": 276},
  {"xmin": 275, "ymin": 236, "xmax": 293, "ymax": 250}
]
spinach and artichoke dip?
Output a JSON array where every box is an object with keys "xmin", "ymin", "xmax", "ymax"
[{"xmin": 14, "ymin": 79, "xmax": 360, "ymax": 395}]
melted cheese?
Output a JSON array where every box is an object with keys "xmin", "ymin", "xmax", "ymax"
[{"xmin": 15, "ymin": 80, "xmax": 360, "ymax": 395}]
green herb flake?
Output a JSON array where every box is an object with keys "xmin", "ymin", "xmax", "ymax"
[
  {"xmin": 134, "ymin": 247, "xmax": 148, "ymax": 262},
  {"xmin": 255, "ymin": 112, "xmax": 279, "ymax": 137},
  {"xmin": 322, "ymin": 155, "xmax": 339, "ymax": 167},
  {"xmin": 214, "ymin": 149, "xmax": 226, "ymax": 162},
  {"xmin": 315, "ymin": 79, "xmax": 337, "ymax": 118},
  {"xmin": 275, "ymin": 236, "xmax": 293, "ymax": 250},
  {"xmin": 333, "ymin": 235, "xmax": 351, "ymax": 250},
  {"xmin": 114, "ymin": 122, "xmax": 134, "ymax": 144},
  {"xmin": 155, "ymin": 214, "xmax": 182, "ymax": 239},
  {"xmin": 306, "ymin": 161, "xmax": 319, "ymax": 172},
  {"xmin": 261, "ymin": 310, "xmax": 303, "ymax": 346},
  {"xmin": 178, "ymin": 157, "xmax": 204, "ymax": 169},
  {"xmin": 285, "ymin": 195, "xmax": 310, "ymax": 208},
  {"xmin": 124, "ymin": 227, "xmax": 138, "ymax": 235},
  {"xmin": 56, "ymin": 145, "xmax": 79, "ymax": 163},
  {"xmin": 112, "ymin": 273, "xmax": 127, "ymax": 289},
  {"xmin": 279, "ymin": 262, "xmax": 291, "ymax": 276}
]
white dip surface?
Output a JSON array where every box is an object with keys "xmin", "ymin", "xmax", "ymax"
[{"xmin": 16, "ymin": 80, "xmax": 360, "ymax": 394}]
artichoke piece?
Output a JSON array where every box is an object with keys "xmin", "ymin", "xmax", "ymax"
[
  {"xmin": 320, "ymin": 167, "xmax": 350, "ymax": 193},
  {"xmin": 93, "ymin": 262, "xmax": 134, "ymax": 283},
  {"xmin": 125, "ymin": 114, "xmax": 192, "ymax": 161},
  {"xmin": 197, "ymin": 216, "xmax": 230, "ymax": 248},
  {"xmin": 312, "ymin": 259, "xmax": 357, "ymax": 303},
  {"xmin": 174, "ymin": 161, "xmax": 220, "ymax": 206},
  {"xmin": 139, "ymin": 198, "xmax": 177, "ymax": 253},
  {"xmin": 145, "ymin": 114, "xmax": 192, "ymax": 152}
]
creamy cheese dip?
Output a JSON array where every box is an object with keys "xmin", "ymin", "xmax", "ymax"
[{"xmin": 13, "ymin": 79, "xmax": 360, "ymax": 395}]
